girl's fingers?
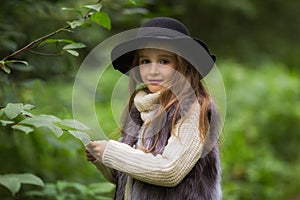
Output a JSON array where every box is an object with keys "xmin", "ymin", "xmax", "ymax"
[
  {"xmin": 86, "ymin": 152, "xmax": 97, "ymax": 162},
  {"xmin": 85, "ymin": 140, "xmax": 107, "ymax": 161},
  {"xmin": 85, "ymin": 147, "xmax": 97, "ymax": 161}
]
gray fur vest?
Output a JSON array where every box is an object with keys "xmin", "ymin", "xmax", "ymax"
[{"xmin": 114, "ymin": 99, "xmax": 222, "ymax": 200}]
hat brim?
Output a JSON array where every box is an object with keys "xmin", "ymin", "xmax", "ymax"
[{"xmin": 111, "ymin": 36, "xmax": 216, "ymax": 77}]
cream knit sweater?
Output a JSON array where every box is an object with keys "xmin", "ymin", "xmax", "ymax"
[{"xmin": 93, "ymin": 91, "xmax": 204, "ymax": 199}]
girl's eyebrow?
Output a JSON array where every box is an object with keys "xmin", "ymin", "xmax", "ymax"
[{"xmin": 138, "ymin": 55, "xmax": 148, "ymax": 58}]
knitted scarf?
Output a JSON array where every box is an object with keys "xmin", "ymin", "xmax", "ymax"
[{"xmin": 114, "ymin": 93, "xmax": 222, "ymax": 200}]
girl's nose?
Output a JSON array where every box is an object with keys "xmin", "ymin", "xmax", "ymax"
[{"xmin": 149, "ymin": 63, "xmax": 159, "ymax": 75}]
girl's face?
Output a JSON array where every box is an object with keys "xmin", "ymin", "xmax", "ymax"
[{"xmin": 138, "ymin": 48, "xmax": 176, "ymax": 93}]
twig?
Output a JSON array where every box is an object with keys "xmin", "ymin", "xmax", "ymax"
[{"xmin": 1, "ymin": 25, "xmax": 70, "ymax": 61}]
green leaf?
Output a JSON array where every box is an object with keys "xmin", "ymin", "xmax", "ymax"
[
  {"xmin": 56, "ymin": 181, "xmax": 87, "ymax": 194},
  {"xmin": 90, "ymin": 12, "xmax": 111, "ymax": 30},
  {"xmin": 21, "ymin": 110, "xmax": 34, "ymax": 117},
  {"xmin": 38, "ymin": 39, "xmax": 76, "ymax": 47},
  {"xmin": 63, "ymin": 43, "xmax": 86, "ymax": 50},
  {"xmin": 4, "ymin": 103, "xmax": 23, "ymax": 119},
  {"xmin": 39, "ymin": 114, "xmax": 61, "ymax": 123},
  {"xmin": 0, "ymin": 174, "xmax": 44, "ymax": 197},
  {"xmin": 1, "ymin": 60, "xmax": 29, "ymax": 74},
  {"xmin": 62, "ymin": 43, "xmax": 86, "ymax": 56},
  {"xmin": 2, "ymin": 66, "xmax": 11, "ymax": 74},
  {"xmin": 59, "ymin": 119, "xmax": 90, "ymax": 131},
  {"xmin": 5, "ymin": 60, "xmax": 28, "ymax": 66},
  {"xmin": 12, "ymin": 125, "xmax": 34, "ymax": 134},
  {"xmin": 136, "ymin": 83, "xmax": 147, "ymax": 91},
  {"xmin": 0, "ymin": 175, "xmax": 20, "ymax": 196},
  {"xmin": 0, "ymin": 61, "xmax": 11, "ymax": 74},
  {"xmin": 17, "ymin": 174, "xmax": 44, "ymax": 187},
  {"xmin": 26, "ymin": 183, "xmax": 57, "ymax": 197},
  {"xmin": 0, "ymin": 120, "xmax": 14, "ymax": 126},
  {"xmin": 128, "ymin": 0, "xmax": 137, "ymax": 5},
  {"xmin": 67, "ymin": 19, "xmax": 85, "ymax": 29},
  {"xmin": 20, "ymin": 115, "xmax": 63, "ymax": 137},
  {"xmin": 88, "ymin": 182, "xmax": 115, "ymax": 194},
  {"xmin": 65, "ymin": 50, "xmax": 79, "ymax": 56},
  {"xmin": 61, "ymin": 7, "xmax": 83, "ymax": 15},
  {"xmin": 68, "ymin": 130, "xmax": 91, "ymax": 146},
  {"xmin": 23, "ymin": 104, "xmax": 36, "ymax": 111},
  {"xmin": 57, "ymin": 28, "xmax": 73, "ymax": 33},
  {"xmin": 84, "ymin": 3, "xmax": 102, "ymax": 12}
]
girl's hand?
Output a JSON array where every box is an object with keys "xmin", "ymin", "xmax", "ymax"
[
  {"xmin": 86, "ymin": 140, "xmax": 108, "ymax": 161},
  {"xmin": 85, "ymin": 148, "xmax": 97, "ymax": 162}
]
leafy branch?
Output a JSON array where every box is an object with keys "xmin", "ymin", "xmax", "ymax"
[
  {"xmin": 1, "ymin": 27, "xmax": 72, "ymax": 61},
  {"xmin": 0, "ymin": 103, "xmax": 92, "ymax": 146},
  {"xmin": 0, "ymin": 1, "xmax": 112, "ymax": 74},
  {"xmin": 0, "ymin": 103, "xmax": 93, "ymax": 196},
  {"xmin": 0, "ymin": 174, "xmax": 44, "ymax": 197},
  {"xmin": 0, "ymin": 0, "xmax": 138, "ymax": 197}
]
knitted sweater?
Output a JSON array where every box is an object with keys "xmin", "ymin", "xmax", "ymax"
[{"xmin": 93, "ymin": 90, "xmax": 222, "ymax": 199}]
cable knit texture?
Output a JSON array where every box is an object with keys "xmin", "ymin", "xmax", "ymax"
[{"xmin": 98, "ymin": 90, "xmax": 222, "ymax": 200}]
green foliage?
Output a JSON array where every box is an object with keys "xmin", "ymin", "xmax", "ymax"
[
  {"xmin": 1, "ymin": 61, "xmax": 300, "ymax": 199},
  {"xmin": 84, "ymin": 3, "xmax": 103, "ymax": 12},
  {"xmin": 0, "ymin": 103, "xmax": 91, "ymax": 145},
  {"xmin": 4, "ymin": 103, "xmax": 26, "ymax": 119},
  {"xmin": 62, "ymin": 43, "xmax": 87, "ymax": 57},
  {"xmin": 0, "ymin": 0, "xmax": 150, "ymax": 80},
  {"xmin": 0, "ymin": 173, "xmax": 44, "ymax": 196},
  {"xmin": 220, "ymin": 61, "xmax": 300, "ymax": 200},
  {"xmin": 26, "ymin": 181, "xmax": 115, "ymax": 200},
  {"xmin": 0, "ymin": 0, "xmax": 113, "ymax": 75},
  {"xmin": 38, "ymin": 39, "xmax": 87, "ymax": 57},
  {"xmin": 1, "ymin": 0, "xmax": 300, "ymax": 199},
  {"xmin": 0, "ymin": 60, "xmax": 28, "ymax": 74},
  {"xmin": 64, "ymin": 2, "xmax": 111, "ymax": 31}
]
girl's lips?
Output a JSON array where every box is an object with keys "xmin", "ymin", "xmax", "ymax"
[{"xmin": 148, "ymin": 80, "xmax": 163, "ymax": 84}]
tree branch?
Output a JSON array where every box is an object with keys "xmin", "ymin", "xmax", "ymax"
[
  {"xmin": 0, "ymin": 1, "xmax": 101, "ymax": 62},
  {"xmin": 1, "ymin": 25, "xmax": 70, "ymax": 61}
]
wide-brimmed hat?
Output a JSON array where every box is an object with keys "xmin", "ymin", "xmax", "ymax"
[{"xmin": 111, "ymin": 17, "xmax": 216, "ymax": 77}]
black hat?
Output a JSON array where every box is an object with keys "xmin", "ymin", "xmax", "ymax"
[{"xmin": 111, "ymin": 17, "xmax": 216, "ymax": 77}]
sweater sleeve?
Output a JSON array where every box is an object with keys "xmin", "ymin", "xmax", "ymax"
[
  {"xmin": 92, "ymin": 160, "xmax": 117, "ymax": 184},
  {"xmin": 101, "ymin": 102, "xmax": 203, "ymax": 187}
]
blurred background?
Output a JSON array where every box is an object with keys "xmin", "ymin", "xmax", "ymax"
[{"xmin": 0, "ymin": 0, "xmax": 299, "ymax": 199}]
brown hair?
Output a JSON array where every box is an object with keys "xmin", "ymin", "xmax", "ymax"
[{"xmin": 124, "ymin": 48, "xmax": 211, "ymax": 152}]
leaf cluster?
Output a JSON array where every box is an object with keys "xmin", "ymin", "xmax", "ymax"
[
  {"xmin": 0, "ymin": 1, "xmax": 112, "ymax": 74},
  {"xmin": 25, "ymin": 181, "xmax": 115, "ymax": 200},
  {"xmin": 220, "ymin": 62, "xmax": 300, "ymax": 199},
  {"xmin": 0, "ymin": 103, "xmax": 91, "ymax": 146},
  {"xmin": 0, "ymin": 174, "xmax": 44, "ymax": 197}
]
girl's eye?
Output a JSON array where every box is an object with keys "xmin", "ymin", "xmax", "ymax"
[
  {"xmin": 139, "ymin": 59, "xmax": 150, "ymax": 65},
  {"xmin": 159, "ymin": 59, "xmax": 170, "ymax": 65}
]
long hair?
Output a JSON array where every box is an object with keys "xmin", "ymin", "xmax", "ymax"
[{"xmin": 123, "ymin": 48, "xmax": 211, "ymax": 152}]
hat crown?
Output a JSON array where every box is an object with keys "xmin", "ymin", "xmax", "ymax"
[
  {"xmin": 111, "ymin": 17, "xmax": 216, "ymax": 76},
  {"xmin": 140, "ymin": 17, "xmax": 190, "ymax": 36}
]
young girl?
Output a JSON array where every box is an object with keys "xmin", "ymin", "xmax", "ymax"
[{"xmin": 86, "ymin": 17, "xmax": 222, "ymax": 200}]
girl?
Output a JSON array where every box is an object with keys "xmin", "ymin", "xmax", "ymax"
[{"xmin": 86, "ymin": 17, "xmax": 222, "ymax": 200}]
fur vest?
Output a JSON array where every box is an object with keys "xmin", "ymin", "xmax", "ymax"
[{"xmin": 114, "ymin": 95, "xmax": 222, "ymax": 200}]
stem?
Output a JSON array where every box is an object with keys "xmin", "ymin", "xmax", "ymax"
[{"xmin": 1, "ymin": 25, "xmax": 70, "ymax": 61}]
